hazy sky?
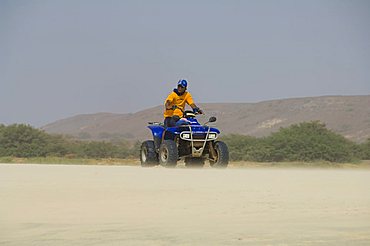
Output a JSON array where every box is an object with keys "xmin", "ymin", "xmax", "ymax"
[{"xmin": 1, "ymin": 0, "xmax": 370, "ymax": 126}]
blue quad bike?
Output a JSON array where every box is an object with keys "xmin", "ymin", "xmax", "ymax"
[{"xmin": 140, "ymin": 110, "xmax": 229, "ymax": 168}]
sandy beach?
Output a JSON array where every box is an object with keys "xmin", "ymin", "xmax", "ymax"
[{"xmin": 1, "ymin": 164, "xmax": 370, "ymax": 245}]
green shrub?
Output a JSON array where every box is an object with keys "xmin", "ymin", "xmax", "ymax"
[
  {"xmin": 0, "ymin": 122, "xmax": 368, "ymax": 162},
  {"xmin": 266, "ymin": 121, "xmax": 357, "ymax": 162},
  {"xmin": 222, "ymin": 121, "xmax": 360, "ymax": 163},
  {"xmin": 358, "ymin": 139, "xmax": 370, "ymax": 160},
  {"xmin": 0, "ymin": 124, "xmax": 137, "ymax": 159},
  {"xmin": 0, "ymin": 124, "xmax": 49, "ymax": 157}
]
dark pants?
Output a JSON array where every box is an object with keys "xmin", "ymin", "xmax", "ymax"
[{"xmin": 164, "ymin": 116, "xmax": 180, "ymax": 127}]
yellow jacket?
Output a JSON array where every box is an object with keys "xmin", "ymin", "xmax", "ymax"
[{"xmin": 164, "ymin": 90, "xmax": 194, "ymax": 118}]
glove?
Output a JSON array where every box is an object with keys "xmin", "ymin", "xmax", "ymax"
[{"xmin": 193, "ymin": 107, "xmax": 203, "ymax": 114}]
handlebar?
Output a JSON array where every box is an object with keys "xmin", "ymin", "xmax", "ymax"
[{"xmin": 172, "ymin": 105, "xmax": 203, "ymax": 116}]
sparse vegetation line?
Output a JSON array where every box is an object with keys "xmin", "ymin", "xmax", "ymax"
[{"xmin": 0, "ymin": 122, "xmax": 369, "ymax": 163}]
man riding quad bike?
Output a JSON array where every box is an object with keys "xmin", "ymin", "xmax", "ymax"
[
  {"xmin": 140, "ymin": 109, "xmax": 229, "ymax": 168},
  {"xmin": 140, "ymin": 79, "xmax": 229, "ymax": 168},
  {"xmin": 163, "ymin": 79, "xmax": 203, "ymax": 127}
]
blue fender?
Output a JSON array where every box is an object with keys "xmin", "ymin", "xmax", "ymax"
[{"xmin": 148, "ymin": 125, "xmax": 165, "ymax": 139}]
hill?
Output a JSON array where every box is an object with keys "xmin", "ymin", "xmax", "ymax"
[{"xmin": 41, "ymin": 95, "xmax": 370, "ymax": 142}]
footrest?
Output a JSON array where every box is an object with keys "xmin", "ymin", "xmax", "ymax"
[{"xmin": 148, "ymin": 122, "xmax": 163, "ymax": 126}]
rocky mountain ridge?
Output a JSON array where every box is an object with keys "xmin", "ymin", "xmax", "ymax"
[{"xmin": 42, "ymin": 95, "xmax": 370, "ymax": 142}]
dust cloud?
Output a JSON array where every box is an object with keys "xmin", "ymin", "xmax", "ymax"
[{"xmin": 1, "ymin": 164, "xmax": 370, "ymax": 245}]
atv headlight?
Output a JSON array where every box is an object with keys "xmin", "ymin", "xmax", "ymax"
[
  {"xmin": 181, "ymin": 133, "xmax": 191, "ymax": 139},
  {"xmin": 208, "ymin": 133, "xmax": 218, "ymax": 140}
]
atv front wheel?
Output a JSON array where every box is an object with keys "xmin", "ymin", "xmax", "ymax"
[
  {"xmin": 140, "ymin": 140, "xmax": 159, "ymax": 167},
  {"xmin": 159, "ymin": 140, "xmax": 178, "ymax": 167},
  {"xmin": 210, "ymin": 141, "xmax": 229, "ymax": 168}
]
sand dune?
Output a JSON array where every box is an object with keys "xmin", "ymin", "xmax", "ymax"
[{"xmin": 1, "ymin": 164, "xmax": 370, "ymax": 245}]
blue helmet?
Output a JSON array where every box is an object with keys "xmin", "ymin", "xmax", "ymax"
[{"xmin": 177, "ymin": 79, "xmax": 188, "ymax": 88}]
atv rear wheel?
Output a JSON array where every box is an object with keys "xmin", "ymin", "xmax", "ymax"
[
  {"xmin": 140, "ymin": 140, "xmax": 159, "ymax": 167},
  {"xmin": 159, "ymin": 140, "xmax": 178, "ymax": 167},
  {"xmin": 210, "ymin": 141, "xmax": 229, "ymax": 168},
  {"xmin": 185, "ymin": 157, "xmax": 205, "ymax": 168}
]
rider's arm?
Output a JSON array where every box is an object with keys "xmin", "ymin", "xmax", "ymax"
[
  {"xmin": 190, "ymin": 104, "xmax": 203, "ymax": 114},
  {"xmin": 186, "ymin": 93, "xmax": 202, "ymax": 114},
  {"xmin": 190, "ymin": 103, "xmax": 197, "ymax": 109},
  {"xmin": 165, "ymin": 93, "xmax": 176, "ymax": 110},
  {"xmin": 165, "ymin": 100, "xmax": 173, "ymax": 110}
]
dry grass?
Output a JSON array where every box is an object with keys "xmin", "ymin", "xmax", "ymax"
[{"xmin": 0, "ymin": 156, "xmax": 140, "ymax": 166}]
